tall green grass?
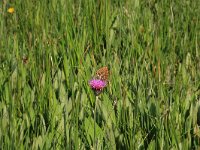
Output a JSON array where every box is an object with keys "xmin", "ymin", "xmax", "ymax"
[{"xmin": 0, "ymin": 0, "xmax": 200, "ymax": 149}]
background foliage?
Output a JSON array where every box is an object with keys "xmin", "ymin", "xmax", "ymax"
[{"xmin": 0, "ymin": 0, "xmax": 200, "ymax": 149}]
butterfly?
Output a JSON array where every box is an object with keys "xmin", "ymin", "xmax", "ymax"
[{"xmin": 94, "ymin": 66, "xmax": 109, "ymax": 82}]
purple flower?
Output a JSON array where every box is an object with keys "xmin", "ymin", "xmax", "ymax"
[{"xmin": 89, "ymin": 79, "xmax": 107, "ymax": 90}]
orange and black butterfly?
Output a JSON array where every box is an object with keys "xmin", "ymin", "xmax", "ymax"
[{"xmin": 94, "ymin": 66, "xmax": 109, "ymax": 82}]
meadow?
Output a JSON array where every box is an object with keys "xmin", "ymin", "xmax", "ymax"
[{"xmin": 0, "ymin": 0, "xmax": 200, "ymax": 149}]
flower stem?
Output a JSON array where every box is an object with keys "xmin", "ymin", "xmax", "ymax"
[{"xmin": 94, "ymin": 96, "xmax": 98, "ymax": 150}]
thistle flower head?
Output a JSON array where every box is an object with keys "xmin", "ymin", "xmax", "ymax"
[{"xmin": 89, "ymin": 79, "xmax": 107, "ymax": 90}]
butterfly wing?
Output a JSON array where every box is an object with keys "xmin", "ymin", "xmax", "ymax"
[{"xmin": 95, "ymin": 66, "xmax": 109, "ymax": 81}]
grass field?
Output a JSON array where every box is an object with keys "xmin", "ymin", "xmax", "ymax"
[{"xmin": 0, "ymin": 0, "xmax": 200, "ymax": 149}]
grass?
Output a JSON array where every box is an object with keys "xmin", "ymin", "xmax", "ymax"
[{"xmin": 0, "ymin": 0, "xmax": 200, "ymax": 149}]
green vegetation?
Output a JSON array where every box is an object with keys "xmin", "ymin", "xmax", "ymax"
[{"xmin": 0, "ymin": 0, "xmax": 200, "ymax": 149}]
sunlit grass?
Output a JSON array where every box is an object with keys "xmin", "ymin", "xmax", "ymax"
[{"xmin": 0, "ymin": 0, "xmax": 200, "ymax": 149}]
